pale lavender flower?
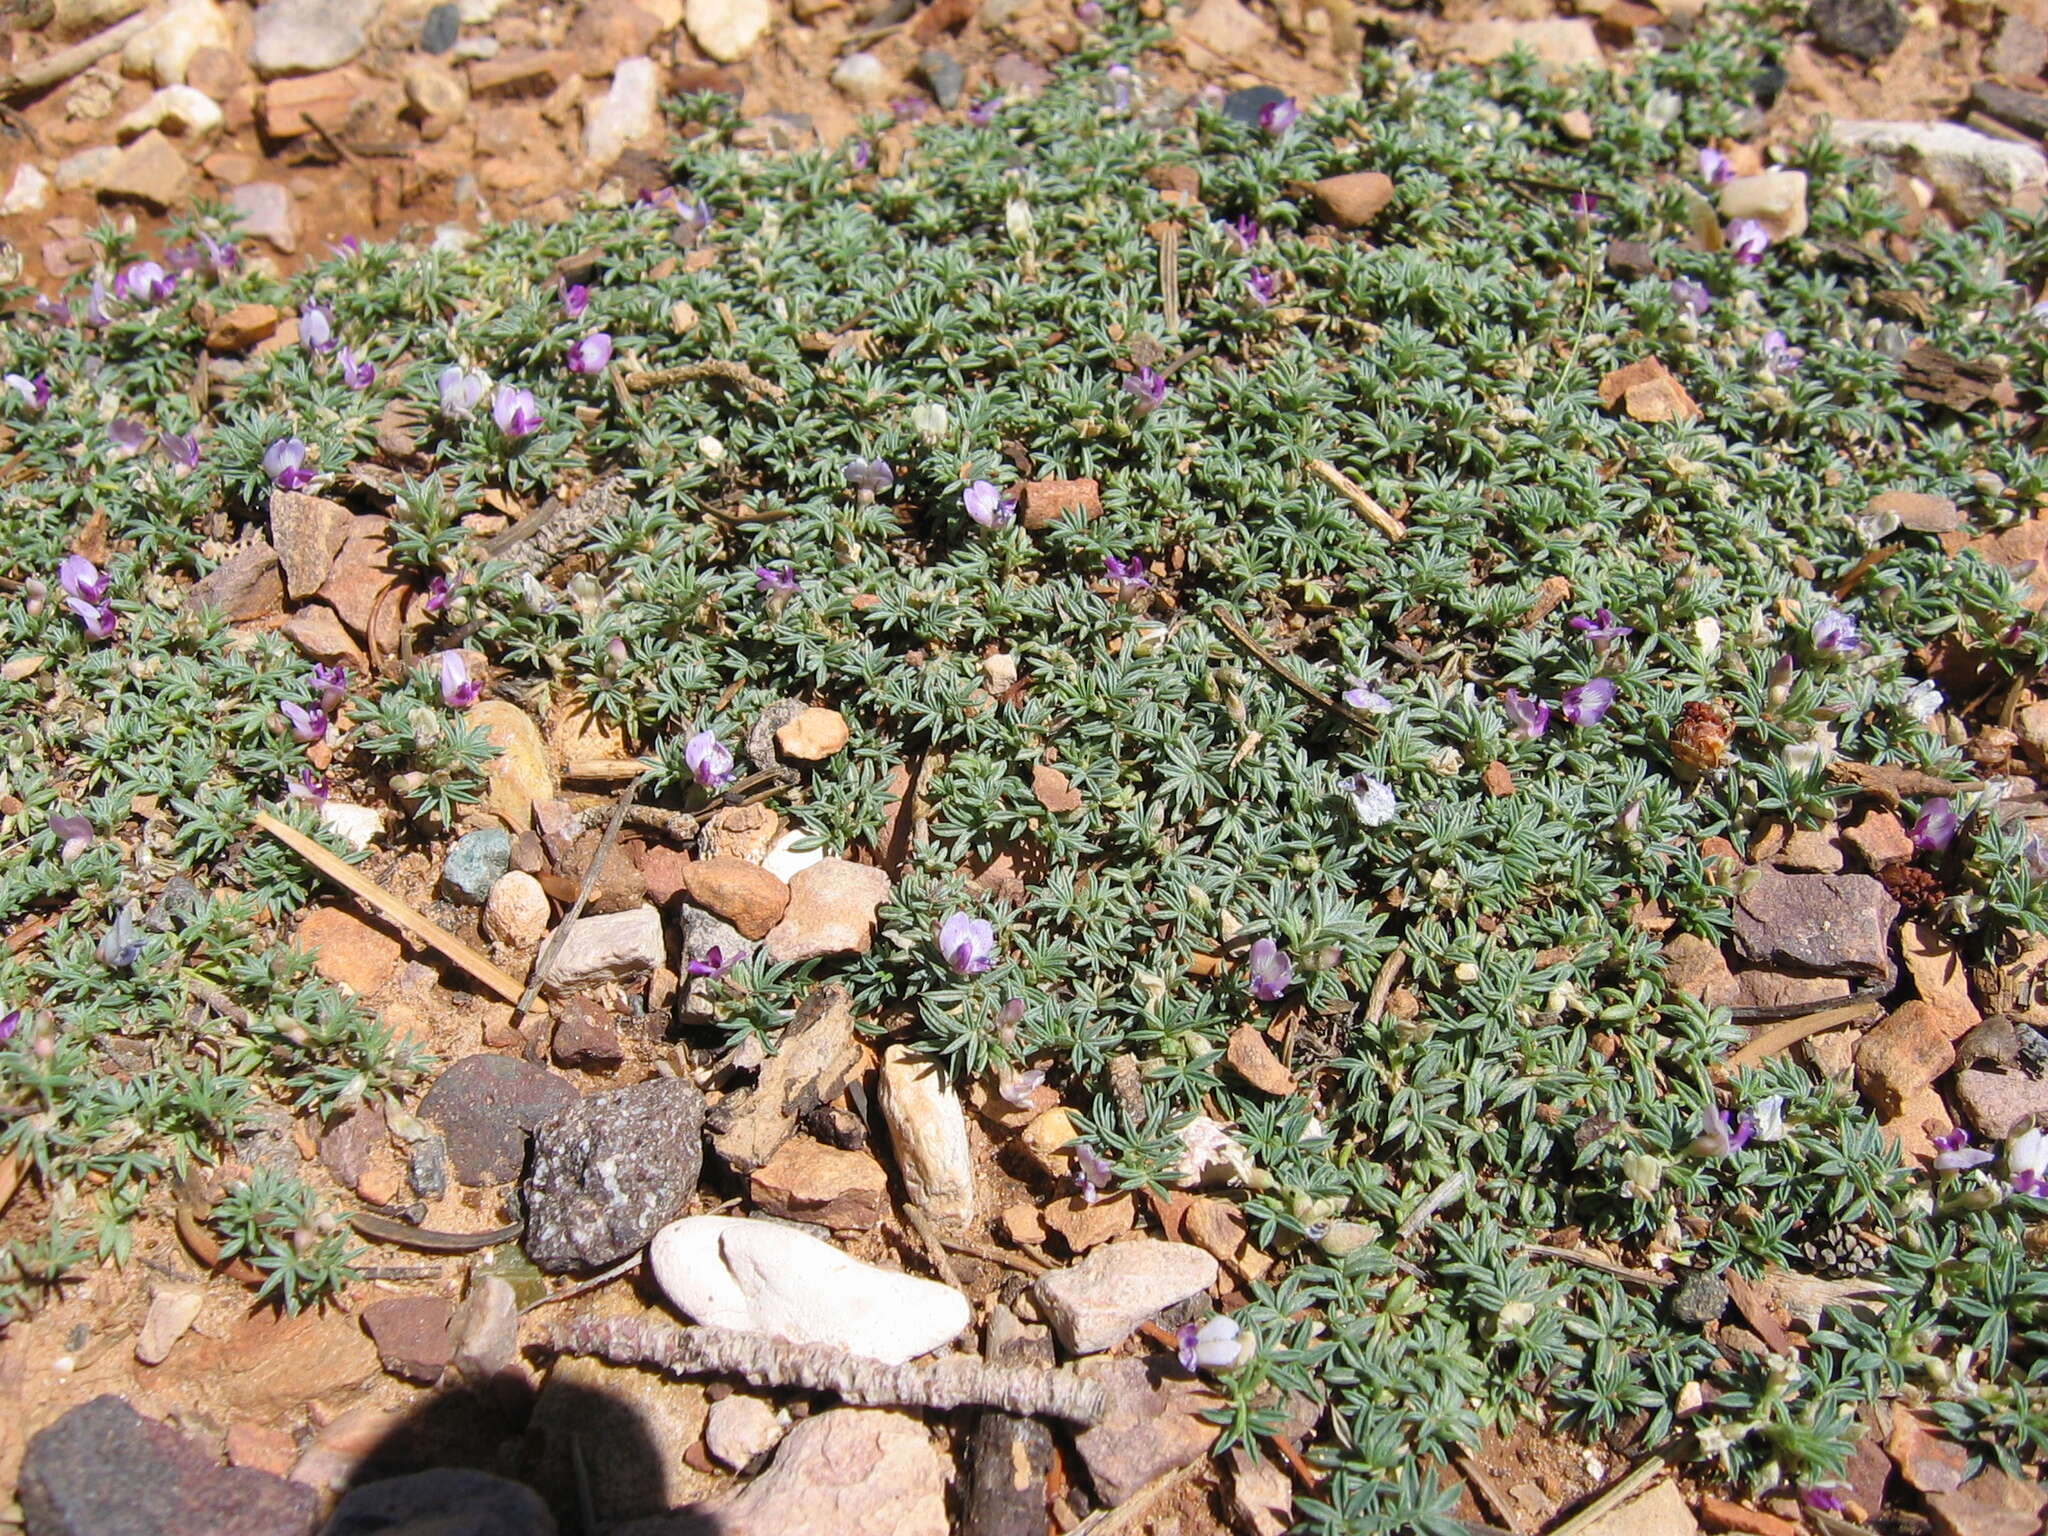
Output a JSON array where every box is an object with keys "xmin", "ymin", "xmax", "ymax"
[
  {"xmin": 492, "ymin": 385, "xmax": 541, "ymax": 438},
  {"xmin": 300, "ymin": 302, "xmax": 336, "ymax": 354},
  {"xmin": 893, "ymin": 96, "xmax": 928, "ymax": 122},
  {"xmin": 1911, "ymin": 798, "xmax": 1958, "ymax": 854},
  {"xmin": 425, "ymin": 575, "xmax": 451, "ymax": 612},
  {"xmin": 116, "ymin": 260, "xmax": 175, "ymax": 305},
  {"xmin": 688, "ymin": 945, "xmax": 739, "ymax": 979},
  {"xmin": 2009, "ymin": 1128, "xmax": 2048, "ymax": 1197},
  {"xmin": 1245, "ymin": 268, "xmax": 1278, "ymax": 306},
  {"xmin": 439, "ymin": 650, "xmax": 481, "ymax": 709},
  {"xmin": 963, "ymin": 479, "xmax": 1014, "ymax": 529},
  {"xmin": 439, "ymin": 365, "xmax": 489, "ymax": 418},
  {"xmin": 278, "ymin": 699, "xmax": 329, "ymax": 742},
  {"xmin": 999, "ymin": 1068, "xmax": 1046, "ymax": 1108},
  {"xmin": 1177, "ymin": 1315, "xmax": 1242, "ymax": 1373},
  {"xmin": 1697, "ymin": 146, "xmax": 1733, "ymax": 185},
  {"xmin": 566, "ymin": 331, "xmax": 613, "ymax": 374},
  {"xmin": 330, "ymin": 235, "xmax": 360, "ymax": 257},
  {"xmin": 1342, "ymin": 680, "xmax": 1392, "ymax": 713},
  {"xmin": 309, "ymin": 663, "xmax": 348, "ymax": 712},
  {"xmin": 1691, "ymin": 1107, "xmax": 1753, "ymax": 1157},
  {"xmin": 1257, "ymin": 96, "xmax": 1298, "ymax": 134},
  {"xmin": 4, "ymin": 373, "xmax": 49, "ymax": 412},
  {"xmin": 58, "ymin": 555, "xmax": 109, "ymax": 606},
  {"xmin": 1246, "ymin": 936, "xmax": 1292, "ymax": 1001},
  {"xmin": 1072, "ymin": 1142, "xmax": 1114, "ymax": 1203},
  {"xmin": 1076, "ymin": 0, "xmax": 1103, "ymax": 20},
  {"xmin": 1340, "ymin": 771, "xmax": 1397, "ymax": 826},
  {"xmin": 49, "ymin": 813, "xmax": 93, "ymax": 862},
  {"xmin": 561, "ymin": 282, "xmax": 590, "ymax": 319},
  {"xmin": 849, "ymin": 139, "xmax": 871, "ymax": 171},
  {"xmin": 285, "ymin": 768, "xmax": 329, "ymax": 804},
  {"xmin": 1567, "ymin": 190, "xmax": 1600, "ymax": 218},
  {"xmin": 337, "ymin": 347, "xmax": 376, "ymax": 390},
  {"xmin": 1123, "ymin": 366, "xmax": 1168, "ymax": 413},
  {"xmin": 939, "ymin": 912, "xmax": 996, "ymax": 974},
  {"xmin": 1727, "ymin": 217, "xmax": 1771, "ymax": 264},
  {"xmin": 1762, "ymin": 329, "xmax": 1804, "ymax": 371},
  {"xmin": 966, "ymin": 97, "xmax": 999, "ymax": 126},
  {"xmin": 83, "ymin": 276, "xmax": 113, "ymax": 329},
  {"xmin": 1670, "ymin": 277, "xmax": 1712, "ymax": 317},
  {"xmin": 68, "ymin": 598, "xmax": 116, "ymax": 640},
  {"xmin": 754, "ymin": 564, "xmax": 800, "ymax": 597},
  {"xmin": 107, "ymin": 418, "xmax": 148, "ymax": 455},
  {"xmin": 1801, "ymin": 1488, "xmax": 1846, "ymax": 1514},
  {"xmin": 158, "ymin": 431, "xmax": 200, "ymax": 471},
  {"xmin": 97, "ymin": 903, "xmax": 143, "ymax": 971},
  {"xmin": 1226, "ymin": 213, "xmax": 1260, "ymax": 251},
  {"xmin": 1812, "ymin": 609, "xmax": 1860, "ymax": 657},
  {"xmin": 1570, "ymin": 608, "xmax": 1634, "ymax": 648},
  {"xmin": 1502, "ymin": 689, "xmax": 1550, "ymax": 739},
  {"xmin": 0, "ymin": 1011, "xmax": 17, "ymax": 1042},
  {"xmin": 1932, "ymin": 1127, "xmax": 1994, "ymax": 1172},
  {"xmin": 845, "ymin": 457, "xmax": 895, "ymax": 497},
  {"xmin": 1104, "ymin": 554, "xmax": 1150, "ymax": 594},
  {"xmin": 1561, "ymin": 677, "xmax": 1618, "ymax": 727},
  {"xmin": 264, "ymin": 436, "xmax": 314, "ymax": 490},
  {"xmin": 1104, "ymin": 63, "xmax": 1132, "ymax": 112},
  {"xmin": 685, "ymin": 728, "xmax": 736, "ymax": 789}
]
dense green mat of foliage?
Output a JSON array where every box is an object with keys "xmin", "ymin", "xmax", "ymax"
[{"xmin": 6, "ymin": 13, "xmax": 2048, "ymax": 1524}]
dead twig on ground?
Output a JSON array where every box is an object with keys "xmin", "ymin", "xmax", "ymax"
[
  {"xmin": 1307, "ymin": 458, "xmax": 1406, "ymax": 541},
  {"xmin": 1, "ymin": 5, "xmax": 166, "ymax": 97},
  {"xmin": 1727, "ymin": 996, "xmax": 1882, "ymax": 1068},
  {"xmin": 901, "ymin": 1202, "xmax": 964, "ymax": 1289},
  {"xmin": 1396, "ymin": 1170, "xmax": 1468, "ymax": 1242},
  {"xmin": 254, "ymin": 813, "xmax": 537, "ymax": 1012},
  {"xmin": 1070, "ymin": 1458, "xmax": 1209, "ymax": 1534},
  {"xmin": 521, "ymin": 1253, "xmax": 642, "ymax": 1314},
  {"xmin": 1457, "ymin": 1451, "xmax": 1532, "ymax": 1535},
  {"xmin": 347, "ymin": 1211, "xmax": 523, "ymax": 1252},
  {"xmin": 1519, "ymin": 1242, "xmax": 1674, "ymax": 1290},
  {"xmin": 1210, "ymin": 606, "xmax": 1386, "ymax": 731},
  {"xmin": 543, "ymin": 1315, "xmax": 1109, "ymax": 1424},
  {"xmin": 1364, "ymin": 945, "xmax": 1408, "ymax": 1027},
  {"xmin": 1542, "ymin": 1440, "xmax": 1686, "ymax": 1536},
  {"xmin": 514, "ymin": 771, "xmax": 650, "ymax": 1024}
]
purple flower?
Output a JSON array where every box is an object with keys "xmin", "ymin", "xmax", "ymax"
[
  {"xmin": 1104, "ymin": 554, "xmax": 1150, "ymax": 594},
  {"xmin": 566, "ymin": 332, "xmax": 614, "ymax": 375},
  {"xmin": 561, "ymin": 282, "xmax": 590, "ymax": 319},
  {"xmin": 309, "ymin": 663, "xmax": 347, "ymax": 712},
  {"xmin": 1123, "ymin": 366, "xmax": 1168, "ymax": 413},
  {"xmin": 1340, "ymin": 771, "xmax": 1397, "ymax": 826},
  {"xmin": 1812, "ymin": 609, "xmax": 1860, "ymax": 657},
  {"xmin": 966, "ymin": 97, "xmax": 998, "ymax": 126},
  {"xmin": 83, "ymin": 277, "xmax": 113, "ymax": 329},
  {"xmin": 196, "ymin": 231, "xmax": 238, "ymax": 272},
  {"xmin": 1076, "ymin": 0, "xmax": 1103, "ymax": 20},
  {"xmin": 159, "ymin": 431, "xmax": 200, "ymax": 471},
  {"xmin": 1567, "ymin": 190, "xmax": 1600, "ymax": 217},
  {"xmin": 58, "ymin": 555, "xmax": 109, "ymax": 606},
  {"xmin": 439, "ymin": 365, "xmax": 489, "ymax": 418},
  {"xmin": 1800, "ymin": 1489, "xmax": 1846, "ymax": 1514},
  {"xmin": 0, "ymin": 1010, "xmax": 17, "ymax": 1042},
  {"xmin": 264, "ymin": 436, "xmax": 314, "ymax": 490},
  {"xmin": 1762, "ymin": 329, "xmax": 1805, "ymax": 371},
  {"xmin": 286, "ymin": 767, "xmax": 329, "ymax": 804},
  {"xmin": 67, "ymin": 597, "xmax": 116, "ymax": 640},
  {"xmin": 1176, "ymin": 1315, "xmax": 1242, "ymax": 1373},
  {"xmin": 4, "ymin": 373, "xmax": 49, "ymax": 412},
  {"xmin": 1932, "ymin": 1127, "xmax": 1994, "ymax": 1172},
  {"xmin": 107, "ymin": 419, "xmax": 148, "ymax": 455},
  {"xmin": 1727, "ymin": 217, "xmax": 1771, "ymax": 264},
  {"xmin": 1342, "ymin": 680, "xmax": 1392, "ymax": 714},
  {"xmin": 963, "ymin": 480, "xmax": 1014, "ymax": 529},
  {"xmin": 754, "ymin": 564, "xmax": 800, "ymax": 597},
  {"xmin": 1670, "ymin": 278, "xmax": 1712, "ymax": 317},
  {"xmin": 845, "ymin": 457, "xmax": 895, "ymax": 497},
  {"xmin": 439, "ymin": 650, "xmax": 482, "ymax": 710},
  {"xmin": 1245, "ymin": 268, "xmax": 1278, "ymax": 306},
  {"xmin": 1226, "ymin": 213, "xmax": 1260, "ymax": 251},
  {"xmin": 998, "ymin": 1068, "xmax": 1046, "ymax": 1108},
  {"xmin": 1911, "ymin": 798, "xmax": 1958, "ymax": 854},
  {"xmin": 98, "ymin": 903, "xmax": 143, "ymax": 971},
  {"xmin": 892, "ymin": 95, "xmax": 929, "ymax": 122},
  {"xmin": 425, "ymin": 575, "xmax": 451, "ymax": 613},
  {"xmin": 685, "ymin": 728, "xmax": 736, "ymax": 789},
  {"xmin": 2010, "ymin": 1129, "xmax": 2048, "ymax": 1197},
  {"xmin": 939, "ymin": 912, "xmax": 996, "ymax": 974},
  {"xmin": 1103, "ymin": 63, "xmax": 1132, "ymax": 112},
  {"xmin": 1257, "ymin": 96, "xmax": 1298, "ymax": 134},
  {"xmin": 300, "ymin": 302, "xmax": 336, "ymax": 355},
  {"xmin": 1570, "ymin": 608, "xmax": 1634, "ymax": 648},
  {"xmin": 1691, "ymin": 1107, "xmax": 1753, "ymax": 1157},
  {"xmin": 278, "ymin": 699, "xmax": 329, "ymax": 742},
  {"xmin": 493, "ymin": 385, "xmax": 542, "ymax": 438},
  {"xmin": 1072, "ymin": 1142, "xmax": 1114, "ymax": 1202},
  {"xmin": 1561, "ymin": 677, "xmax": 1618, "ymax": 727},
  {"xmin": 49, "ymin": 813, "xmax": 93, "ymax": 862},
  {"xmin": 849, "ymin": 140, "xmax": 871, "ymax": 172},
  {"xmin": 1246, "ymin": 936, "xmax": 1292, "ymax": 1001},
  {"xmin": 1502, "ymin": 689, "xmax": 1550, "ymax": 740},
  {"xmin": 688, "ymin": 945, "xmax": 739, "ymax": 979},
  {"xmin": 116, "ymin": 260, "xmax": 175, "ymax": 305},
  {"xmin": 1697, "ymin": 147, "xmax": 1733, "ymax": 185},
  {"xmin": 337, "ymin": 347, "xmax": 376, "ymax": 390}
]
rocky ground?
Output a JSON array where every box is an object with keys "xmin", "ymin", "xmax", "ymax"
[{"xmin": 7, "ymin": 0, "xmax": 2048, "ymax": 1532}]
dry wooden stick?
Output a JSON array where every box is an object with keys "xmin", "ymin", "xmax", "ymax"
[
  {"xmin": 253, "ymin": 813, "xmax": 538, "ymax": 1012},
  {"xmin": 1519, "ymin": 1242, "xmax": 1674, "ymax": 1290},
  {"xmin": 1396, "ymin": 1170, "xmax": 1467, "ymax": 1241},
  {"xmin": 515, "ymin": 771, "xmax": 650, "ymax": 1021},
  {"xmin": 1072, "ymin": 1458, "xmax": 1209, "ymax": 1534},
  {"xmin": 934, "ymin": 1229, "xmax": 1048, "ymax": 1275},
  {"xmin": 1364, "ymin": 945, "xmax": 1409, "ymax": 1027},
  {"xmin": 1457, "ymin": 1451, "xmax": 1531, "ymax": 1535},
  {"xmin": 2, "ymin": 5, "xmax": 166, "ymax": 97},
  {"xmin": 901, "ymin": 1203, "xmax": 964, "ymax": 1290},
  {"xmin": 1727, "ymin": 996, "xmax": 1880, "ymax": 1069},
  {"xmin": 1542, "ymin": 1440, "xmax": 1685, "ymax": 1536},
  {"xmin": 1307, "ymin": 458, "xmax": 1406, "ymax": 541},
  {"xmin": 1210, "ymin": 606, "xmax": 1386, "ymax": 732},
  {"xmin": 563, "ymin": 758, "xmax": 658, "ymax": 783},
  {"xmin": 1158, "ymin": 223, "xmax": 1182, "ymax": 335},
  {"xmin": 542, "ymin": 1315, "xmax": 1110, "ymax": 1424}
]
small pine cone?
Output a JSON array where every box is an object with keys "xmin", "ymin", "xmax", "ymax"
[
  {"xmin": 1797, "ymin": 1223, "xmax": 1882, "ymax": 1278},
  {"xmin": 1671, "ymin": 701, "xmax": 1731, "ymax": 777},
  {"xmin": 1881, "ymin": 863, "xmax": 1944, "ymax": 916}
]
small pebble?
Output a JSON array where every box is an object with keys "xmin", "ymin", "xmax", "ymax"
[{"xmin": 420, "ymin": 0, "xmax": 459, "ymax": 51}]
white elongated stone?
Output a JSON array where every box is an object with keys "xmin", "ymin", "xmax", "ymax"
[
  {"xmin": 543, "ymin": 905, "xmax": 664, "ymax": 992},
  {"xmin": 878, "ymin": 1045, "xmax": 976, "ymax": 1225},
  {"xmin": 650, "ymin": 1216, "xmax": 971, "ymax": 1365},
  {"xmin": 584, "ymin": 56, "xmax": 661, "ymax": 167}
]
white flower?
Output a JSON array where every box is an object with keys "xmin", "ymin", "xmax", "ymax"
[
  {"xmin": 1904, "ymin": 679, "xmax": 1944, "ymax": 723},
  {"xmin": 1750, "ymin": 1095, "xmax": 1787, "ymax": 1143},
  {"xmin": 1341, "ymin": 772, "xmax": 1398, "ymax": 826}
]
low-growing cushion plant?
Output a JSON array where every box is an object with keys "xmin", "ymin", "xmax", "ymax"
[{"xmin": 3, "ymin": 7, "xmax": 2048, "ymax": 1527}]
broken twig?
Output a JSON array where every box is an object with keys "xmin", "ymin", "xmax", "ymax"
[
  {"xmin": 1307, "ymin": 458, "xmax": 1405, "ymax": 541},
  {"xmin": 2, "ymin": 5, "xmax": 166, "ymax": 98},
  {"xmin": 254, "ymin": 813, "xmax": 537, "ymax": 1012},
  {"xmin": 1727, "ymin": 996, "xmax": 1881, "ymax": 1068},
  {"xmin": 1210, "ymin": 606, "xmax": 1387, "ymax": 731},
  {"xmin": 544, "ymin": 1315, "xmax": 1109, "ymax": 1424},
  {"xmin": 516, "ymin": 771, "xmax": 650, "ymax": 1022},
  {"xmin": 1519, "ymin": 1242, "xmax": 1674, "ymax": 1290}
]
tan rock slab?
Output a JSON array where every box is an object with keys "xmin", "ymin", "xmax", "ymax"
[
  {"xmin": 680, "ymin": 856, "xmax": 789, "ymax": 939},
  {"xmin": 1225, "ymin": 1025, "xmax": 1296, "ymax": 1095},
  {"xmin": 294, "ymin": 905, "xmax": 400, "ymax": 995},
  {"xmin": 470, "ymin": 700, "xmax": 556, "ymax": 830},
  {"xmin": 774, "ymin": 707, "xmax": 850, "ymax": 761},
  {"xmin": 750, "ymin": 1137, "xmax": 889, "ymax": 1229}
]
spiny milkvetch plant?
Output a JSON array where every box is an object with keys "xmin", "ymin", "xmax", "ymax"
[{"xmin": 4, "ymin": 0, "xmax": 2048, "ymax": 1519}]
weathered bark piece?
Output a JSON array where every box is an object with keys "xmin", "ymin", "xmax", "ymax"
[
  {"xmin": 962, "ymin": 1306, "xmax": 1058, "ymax": 1536},
  {"xmin": 707, "ymin": 986, "xmax": 862, "ymax": 1173}
]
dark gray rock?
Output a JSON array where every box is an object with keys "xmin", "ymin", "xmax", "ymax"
[
  {"xmin": 1221, "ymin": 85, "xmax": 1287, "ymax": 127},
  {"xmin": 522, "ymin": 1077, "xmax": 705, "ymax": 1271},
  {"xmin": 745, "ymin": 698, "xmax": 807, "ymax": 770},
  {"xmin": 1971, "ymin": 80, "xmax": 2048, "ymax": 139},
  {"xmin": 418, "ymin": 1054, "xmax": 579, "ymax": 1186},
  {"xmin": 1670, "ymin": 1270, "xmax": 1729, "ymax": 1326},
  {"xmin": 408, "ymin": 1135, "xmax": 449, "ymax": 1200},
  {"xmin": 1731, "ymin": 869, "xmax": 1897, "ymax": 984},
  {"xmin": 419, "ymin": 0, "xmax": 459, "ymax": 52},
  {"xmin": 964, "ymin": 1309, "xmax": 1056, "ymax": 1536},
  {"xmin": 22, "ymin": 1395, "xmax": 317, "ymax": 1536},
  {"xmin": 1810, "ymin": 0, "xmax": 1904, "ymax": 61},
  {"xmin": 919, "ymin": 48, "xmax": 963, "ymax": 109},
  {"xmin": 322, "ymin": 1469, "xmax": 556, "ymax": 1536}
]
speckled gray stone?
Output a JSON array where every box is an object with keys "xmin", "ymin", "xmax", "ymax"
[
  {"xmin": 441, "ymin": 827, "xmax": 512, "ymax": 904},
  {"xmin": 522, "ymin": 1077, "xmax": 705, "ymax": 1272}
]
